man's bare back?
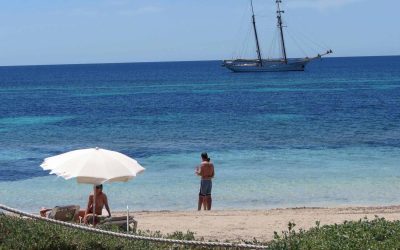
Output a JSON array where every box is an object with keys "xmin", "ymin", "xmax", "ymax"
[{"xmin": 199, "ymin": 162, "xmax": 215, "ymax": 180}]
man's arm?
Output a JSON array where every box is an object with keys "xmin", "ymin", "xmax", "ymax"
[
  {"xmin": 195, "ymin": 165, "xmax": 202, "ymax": 176},
  {"xmin": 104, "ymin": 195, "xmax": 111, "ymax": 217},
  {"xmin": 84, "ymin": 195, "xmax": 93, "ymax": 223},
  {"xmin": 86, "ymin": 195, "xmax": 93, "ymax": 214}
]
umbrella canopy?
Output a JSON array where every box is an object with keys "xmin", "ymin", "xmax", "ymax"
[{"xmin": 41, "ymin": 147, "xmax": 145, "ymax": 185}]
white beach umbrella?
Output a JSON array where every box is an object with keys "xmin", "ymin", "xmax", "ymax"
[
  {"xmin": 40, "ymin": 147, "xmax": 145, "ymax": 226},
  {"xmin": 41, "ymin": 147, "xmax": 145, "ymax": 185}
]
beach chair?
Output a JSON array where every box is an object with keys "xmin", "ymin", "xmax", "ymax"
[
  {"xmin": 46, "ymin": 205, "xmax": 80, "ymax": 222},
  {"xmin": 97, "ymin": 215, "xmax": 138, "ymax": 232}
]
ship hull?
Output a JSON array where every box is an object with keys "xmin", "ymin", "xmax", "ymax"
[{"xmin": 223, "ymin": 59, "xmax": 310, "ymax": 72}]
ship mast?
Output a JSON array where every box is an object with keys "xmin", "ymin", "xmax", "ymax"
[
  {"xmin": 251, "ymin": 0, "xmax": 263, "ymax": 66},
  {"xmin": 276, "ymin": 0, "xmax": 287, "ymax": 63}
]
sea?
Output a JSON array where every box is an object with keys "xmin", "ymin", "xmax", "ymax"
[{"xmin": 1, "ymin": 56, "xmax": 400, "ymax": 213}]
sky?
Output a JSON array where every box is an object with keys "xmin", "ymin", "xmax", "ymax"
[{"xmin": 0, "ymin": 0, "xmax": 399, "ymax": 66}]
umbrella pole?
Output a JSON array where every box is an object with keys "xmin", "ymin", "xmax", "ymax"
[
  {"xmin": 127, "ymin": 205, "xmax": 129, "ymax": 233},
  {"xmin": 93, "ymin": 185, "xmax": 96, "ymax": 226}
]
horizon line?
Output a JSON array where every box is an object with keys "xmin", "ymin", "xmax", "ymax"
[{"xmin": 0, "ymin": 54, "xmax": 399, "ymax": 68}]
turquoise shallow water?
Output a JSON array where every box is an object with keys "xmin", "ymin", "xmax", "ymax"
[
  {"xmin": 1, "ymin": 147, "xmax": 400, "ymax": 212},
  {"xmin": 1, "ymin": 57, "xmax": 400, "ymax": 212}
]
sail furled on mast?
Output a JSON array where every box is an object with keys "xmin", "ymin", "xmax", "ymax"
[
  {"xmin": 251, "ymin": 0, "xmax": 263, "ymax": 65},
  {"xmin": 276, "ymin": 0, "xmax": 287, "ymax": 63}
]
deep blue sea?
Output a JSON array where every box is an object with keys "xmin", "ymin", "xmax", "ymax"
[{"xmin": 1, "ymin": 56, "xmax": 400, "ymax": 212}]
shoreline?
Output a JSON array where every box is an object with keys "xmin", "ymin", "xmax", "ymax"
[{"xmin": 114, "ymin": 205, "xmax": 400, "ymax": 241}]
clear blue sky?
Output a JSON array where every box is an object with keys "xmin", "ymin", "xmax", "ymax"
[{"xmin": 0, "ymin": 0, "xmax": 399, "ymax": 66}]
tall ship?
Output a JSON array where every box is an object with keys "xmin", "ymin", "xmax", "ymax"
[{"xmin": 223, "ymin": 0, "xmax": 332, "ymax": 72}]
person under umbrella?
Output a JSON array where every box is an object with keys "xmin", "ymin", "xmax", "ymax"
[
  {"xmin": 40, "ymin": 184, "xmax": 111, "ymax": 225},
  {"xmin": 78, "ymin": 184, "xmax": 111, "ymax": 225},
  {"xmin": 40, "ymin": 147, "xmax": 145, "ymax": 225}
]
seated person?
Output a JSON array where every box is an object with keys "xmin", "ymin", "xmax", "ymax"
[{"xmin": 78, "ymin": 184, "xmax": 111, "ymax": 225}]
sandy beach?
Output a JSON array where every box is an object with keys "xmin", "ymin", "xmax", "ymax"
[{"xmin": 119, "ymin": 206, "xmax": 400, "ymax": 242}]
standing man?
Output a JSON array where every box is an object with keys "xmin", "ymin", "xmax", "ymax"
[{"xmin": 195, "ymin": 152, "xmax": 215, "ymax": 210}]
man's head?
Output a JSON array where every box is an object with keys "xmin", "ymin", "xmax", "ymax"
[
  {"xmin": 95, "ymin": 184, "xmax": 103, "ymax": 193},
  {"xmin": 201, "ymin": 152, "xmax": 210, "ymax": 162}
]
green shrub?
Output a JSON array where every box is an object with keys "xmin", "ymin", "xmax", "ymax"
[
  {"xmin": 0, "ymin": 215, "xmax": 202, "ymax": 250},
  {"xmin": 269, "ymin": 216, "xmax": 400, "ymax": 250},
  {"xmin": 2, "ymin": 214, "xmax": 400, "ymax": 249}
]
